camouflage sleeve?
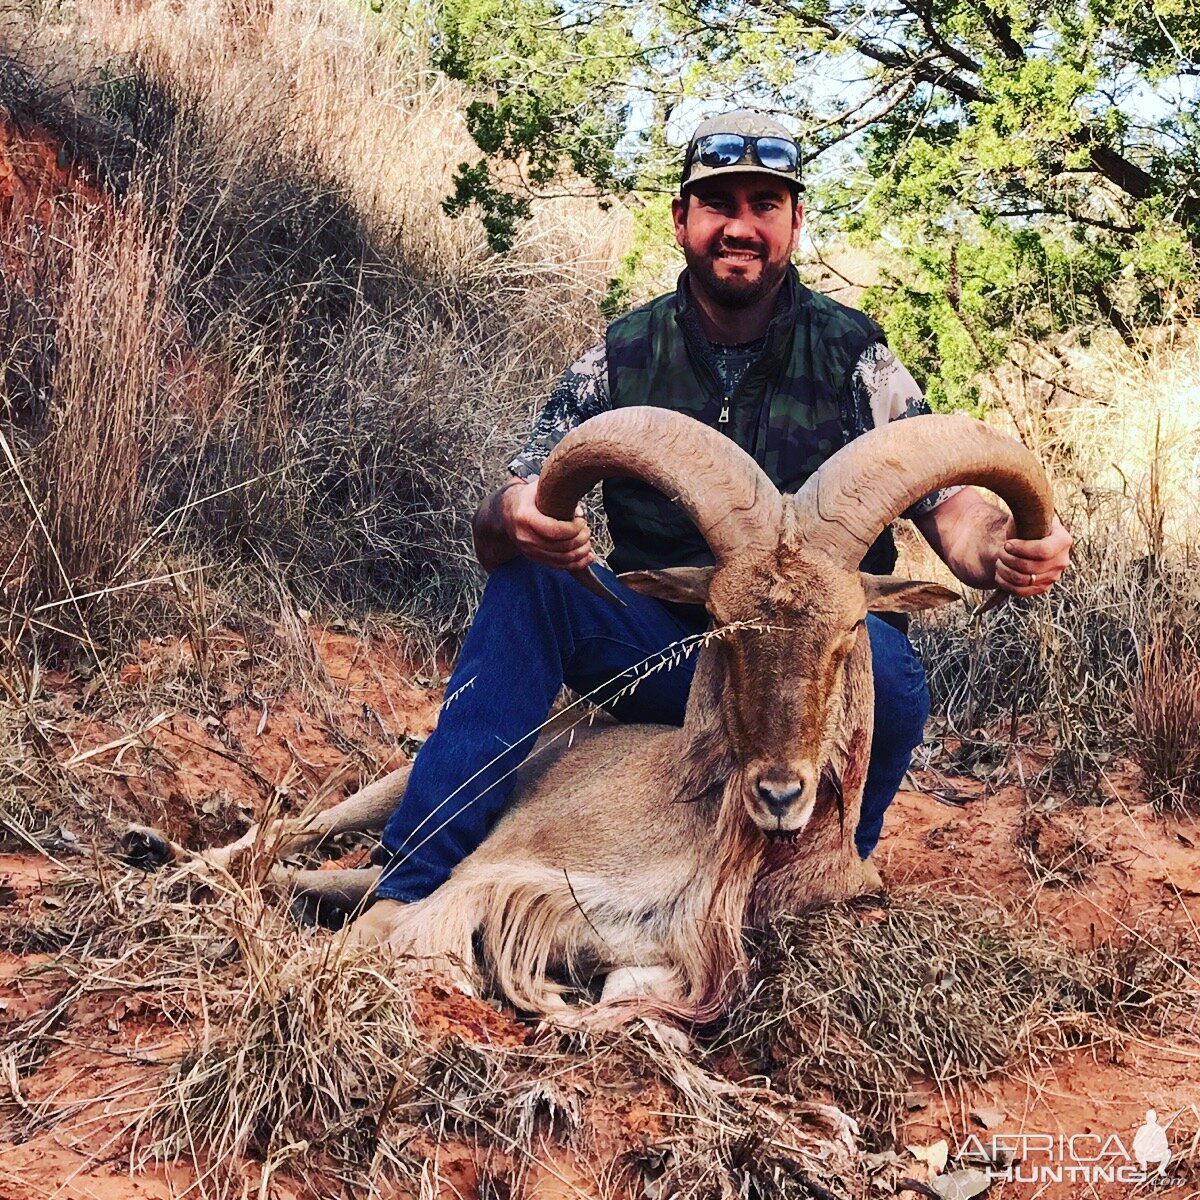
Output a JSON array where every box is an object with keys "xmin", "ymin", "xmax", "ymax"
[
  {"xmin": 508, "ymin": 343, "xmax": 611, "ymax": 478},
  {"xmin": 853, "ymin": 342, "xmax": 961, "ymax": 517}
]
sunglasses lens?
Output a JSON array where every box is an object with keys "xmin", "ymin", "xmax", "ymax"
[
  {"xmin": 754, "ymin": 137, "xmax": 799, "ymax": 172},
  {"xmin": 691, "ymin": 133, "xmax": 798, "ymax": 177},
  {"xmin": 697, "ymin": 134, "xmax": 749, "ymax": 167}
]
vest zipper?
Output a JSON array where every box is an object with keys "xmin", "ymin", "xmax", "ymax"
[{"xmin": 676, "ymin": 312, "xmax": 732, "ymax": 428}]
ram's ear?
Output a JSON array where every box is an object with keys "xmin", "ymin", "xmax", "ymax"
[
  {"xmin": 618, "ymin": 566, "xmax": 715, "ymax": 604},
  {"xmin": 862, "ymin": 574, "xmax": 961, "ymax": 613}
]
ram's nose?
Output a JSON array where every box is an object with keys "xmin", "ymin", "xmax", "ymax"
[{"xmin": 754, "ymin": 767, "xmax": 816, "ymax": 817}]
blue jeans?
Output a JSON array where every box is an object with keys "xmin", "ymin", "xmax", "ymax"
[{"xmin": 376, "ymin": 559, "xmax": 930, "ymax": 902}]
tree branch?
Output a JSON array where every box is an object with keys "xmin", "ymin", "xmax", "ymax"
[
  {"xmin": 758, "ymin": 1, "xmax": 988, "ymax": 103},
  {"xmin": 804, "ymin": 2, "xmax": 1198, "ymax": 232},
  {"xmin": 839, "ymin": 33, "xmax": 987, "ymax": 104},
  {"xmin": 1092, "ymin": 282, "xmax": 1138, "ymax": 346},
  {"xmin": 991, "ymin": 207, "xmax": 1142, "ymax": 235},
  {"xmin": 807, "ymin": 78, "xmax": 919, "ymax": 157},
  {"xmin": 944, "ymin": 242, "xmax": 988, "ymax": 360},
  {"xmin": 1077, "ymin": 129, "xmax": 1200, "ymax": 228},
  {"xmin": 965, "ymin": 0, "xmax": 1025, "ymax": 61},
  {"xmin": 726, "ymin": 0, "xmax": 1197, "ymax": 235},
  {"xmin": 901, "ymin": 0, "xmax": 984, "ymax": 75}
]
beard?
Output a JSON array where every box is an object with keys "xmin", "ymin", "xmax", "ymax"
[{"xmin": 683, "ymin": 239, "xmax": 791, "ymax": 311}]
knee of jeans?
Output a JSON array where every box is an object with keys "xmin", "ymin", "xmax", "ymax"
[
  {"xmin": 900, "ymin": 679, "xmax": 931, "ymax": 750},
  {"xmin": 873, "ymin": 649, "xmax": 930, "ymax": 749},
  {"xmin": 485, "ymin": 556, "xmax": 566, "ymax": 605}
]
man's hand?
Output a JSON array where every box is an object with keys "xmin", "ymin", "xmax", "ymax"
[
  {"xmin": 992, "ymin": 515, "xmax": 1072, "ymax": 598},
  {"xmin": 915, "ymin": 489, "xmax": 1072, "ymax": 596},
  {"xmin": 472, "ymin": 475, "xmax": 595, "ymax": 574},
  {"xmin": 501, "ymin": 477, "xmax": 595, "ymax": 570}
]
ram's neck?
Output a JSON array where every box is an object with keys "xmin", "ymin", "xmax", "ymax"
[{"xmin": 671, "ymin": 644, "xmax": 736, "ymax": 809}]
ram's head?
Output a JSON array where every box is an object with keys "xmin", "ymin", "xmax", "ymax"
[{"xmin": 538, "ymin": 408, "xmax": 1053, "ymax": 840}]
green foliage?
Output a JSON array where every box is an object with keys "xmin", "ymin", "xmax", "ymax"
[
  {"xmin": 432, "ymin": 0, "xmax": 641, "ymax": 251},
  {"xmin": 441, "ymin": 159, "xmax": 530, "ymax": 253},
  {"xmin": 600, "ymin": 193, "xmax": 679, "ymax": 319},
  {"xmin": 430, "ymin": 0, "xmax": 1200, "ymax": 400}
]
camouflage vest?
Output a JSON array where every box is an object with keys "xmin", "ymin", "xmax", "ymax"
[{"xmin": 603, "ymin": 267, "xmax": 897, "ymax": 577}]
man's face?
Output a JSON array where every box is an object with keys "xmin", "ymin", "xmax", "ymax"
[{"xmin": 672, "ymin": 175, "xmax": 802, "ymax": 311}]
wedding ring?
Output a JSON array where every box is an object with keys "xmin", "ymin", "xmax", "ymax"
[{"xmin": 1028, "ymin": 572, "xmax": 1037, "ymax": 586}]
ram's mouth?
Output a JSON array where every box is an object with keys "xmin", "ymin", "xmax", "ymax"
[{"xmin": 765, "ymin": 828, "xmax": 801, "ymax": 844}]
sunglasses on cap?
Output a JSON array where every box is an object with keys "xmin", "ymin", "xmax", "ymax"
[{"xmin": 689, "ymin": 133, "xmax": 799, "ymax": 175}]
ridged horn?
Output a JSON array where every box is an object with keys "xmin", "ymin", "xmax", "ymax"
[
  {"xmin": 537, "ymin": 408, "xmax": 784, "ymax": 570},
  {"xmin": 792, "ymin": 414, "xmax": 1054, "ymax": 566}
]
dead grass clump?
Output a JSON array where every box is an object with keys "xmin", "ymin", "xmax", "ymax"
[
  {"xmin": 617, "ymin": 1064, "xmax": 862, "ymax": 1200},
  {"xmin": 1, "ymin": 0, "xmax": 626, "ymax": 660},
  {"xmin": 23, "ymin": 196, "xmax": 175, "ymax": 632},
  {"xmin": 1016, "ymin": 809, "xmax": 1104, "ymax": 886},
  {"xmin": 137, "ymin": 942, "xmax": 431, "ymax": 1194},
  {"xmin": 910, "ymin": 516, "xmax": 1160, "ymax": 794},
  {"xmin": 133, "ymin": 943, "xmax": 865, "ymax": 1199},
  {"xmin": 6, "ymin": 851, "xmax": 866, "ymax": 1199},
  {"xmin": 0, "ymin": 651, "xmax": 84, "ymax": 848},
  {"xmin": 436, "ymin": 1028, "xmax": 865, "ymax": 1200},
  {"xmin": 730, "ymin": 892, "xmax": 1194, "ymax": 1137},
  {"xmin": 1131, "ymin": 624, "xmax": 1200, "ymax": 812},
  {"xmin": 907, "ymin": 324, "xmax": 1200, "ymax": 789},
  {"xmin": 0, "ymin": 863, "xmax": 273, "ymax": 1099}
]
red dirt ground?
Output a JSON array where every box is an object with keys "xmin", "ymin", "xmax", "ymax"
[
  {"xmin": 882, "ymin": 782, "xmax": 1200, "ymax": 1198},
  {"xmin": 1, "ymin": 618, "xmax": 1198, "ymax": 1199},
  {"xmin": 0, "ymin": 113, "xmax": 107, "ymax": 234}
]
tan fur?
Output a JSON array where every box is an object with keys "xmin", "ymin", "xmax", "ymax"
[{"xmin": 340, "ymin": 543, "xmax": 898, "ymax": 1024}]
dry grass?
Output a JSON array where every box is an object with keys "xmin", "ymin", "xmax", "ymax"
[
  {"xmin": 1, "ymin": 1, "xmax": 1199, "ymax": 1194},
  {"xmin": 0, "ymin": 0, "xmax": 626, "ymax": 665},
  {"xmin": 2, "ymin": 0, "xmax": 1197, "ymax": 785},
  {"xmin": 0, "ymin": 637, "xmax": 82, "ymax": 846},
  {"xmin": 904, "ymin": 325, "xmax": 1200, "ymax": 793},
  {"xmin": 14, "ymin": 195, "xmax": 175, "ymax": 644},
  {"xmin": 726, "ymin": 891, "xmax": 1196, "ymax": 1139},
  {"xmin": 1016, "ymin": 809, "xmax": 1104, "ymax": 887},
  {"xmin": 2, "ymin": 859, "xmax": 867, "ymax": 1199},
  {"xmin": 4, "ymin": 856, "xmax": 1194, "ymax": 1197},
  {"xmin": 1046, "ymin": 331, "xmax": 1200, "ymax": 557},
  {"xmin": 139, "ymin": 938, "xmax": 432, "ymax": 1194},
  {"xmin": 1131, "ymin": 624, "xmax": 1200, "ymax": 812}
]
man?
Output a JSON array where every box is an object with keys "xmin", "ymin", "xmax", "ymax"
[{"xmin": 363, "ymin": 111, "xmax": 1072, "ymax": 917}]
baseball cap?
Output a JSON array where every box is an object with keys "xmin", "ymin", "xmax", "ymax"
[{"xmin": 680, "ymin": 110, "xmax": 804, "ymax": 194}]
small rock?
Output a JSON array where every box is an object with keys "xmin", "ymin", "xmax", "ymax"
[{"xmin": 929, "ymin": 1167, "xmax": 990, "ymax": 1199}]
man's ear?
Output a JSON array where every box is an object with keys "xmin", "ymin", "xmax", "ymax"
[
  {"xmin": 861, "ymin": 573, "xmax": 961, "ymax": 613},
  {"xmin": 671, "ymin": 195, "xmax": 687, "ymax": 247},
  {"xmin": 619, "ymin": 566, "xmax": 715, "ymax": 604}
]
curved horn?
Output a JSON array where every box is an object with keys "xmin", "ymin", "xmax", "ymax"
[
  {"xmin": 537, "ymin": 408, "xmax": 785, "ymax": 573},
  {"xmin": 792, "ymin": 414, "xmax": 1054, "ymax": 567}
]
